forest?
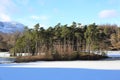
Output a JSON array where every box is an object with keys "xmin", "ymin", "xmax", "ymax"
[{"xmin": 0, "ymin": 22, "xmax": 120, "ymax": 61}]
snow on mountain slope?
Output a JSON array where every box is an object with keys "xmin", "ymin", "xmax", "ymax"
[{"xmin": 0, "ymin": 21, "xmax": 24, "ymax": 33}]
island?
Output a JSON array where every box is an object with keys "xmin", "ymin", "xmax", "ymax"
[{"xmin": 0, "ymin": 22, "xmax": 120, "ymax": 63}]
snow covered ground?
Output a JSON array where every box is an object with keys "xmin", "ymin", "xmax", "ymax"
[
  {"xmin": 0, "ymin": 52, "xmax": 10, "ymax": 57},
  {"xmin": 0, "ymin": 51, "xmax": 120, "ymax": 57},
  {"xmin": 107, "ymin": 51, "xmax": 120, "ymax": 57},
  {"xmin": 9, "ymin": 60, "xmax": 120, "ymax": 70}
]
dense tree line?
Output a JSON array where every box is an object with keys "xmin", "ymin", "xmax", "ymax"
[
  {"xmin": 8, "ymin": 22, "xmax": 120, "ymax": 57},
  {"xmin": 0, "ymin": 22, "xmax": 120, "ymax": 57}
]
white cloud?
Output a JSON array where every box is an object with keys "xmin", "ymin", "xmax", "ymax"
[
  {"xmin": 98, "ymin": 9, "xmax": 118, "ymax": 19},
  {"xmin": 30, "ymin": 15, "xmax": 49, "ymax": 20},
  {"xmin": 0, "ymin": 13, "xmax": 11, "ymax": 21},
  {"xmin": 40, "ymin": 16, "xmax": 48, "ymax": 20},
  {"xmin": 0, "ymin": 0, "xmax": 17, "ymax": 21},
  {"xmin": 31, "ymin": 16, "xmax": 40, "ymax": 20},
  {"xmin": 0, "ymin": 0, "xmax": 17, "ymax": 12}
]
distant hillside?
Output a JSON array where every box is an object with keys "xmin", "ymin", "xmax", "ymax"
[{"xmin": 0, "ymin": 21, "xmax": 24, "ymax": 33}]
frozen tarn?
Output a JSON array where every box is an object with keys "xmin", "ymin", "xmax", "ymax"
[{"xmin": 5, "ymin": 60, "xmax": 120, "ymax": 70}]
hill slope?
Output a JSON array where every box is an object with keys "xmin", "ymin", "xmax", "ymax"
[{"xmin": 0, "ymin": 21, "xmax": 24, "ymax": 33}]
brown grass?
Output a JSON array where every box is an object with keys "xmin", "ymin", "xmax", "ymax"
[
  {"xmin": 15, "ymin": 55, "xmax": 53, "ymax": 63},
  {"xmin": 15, "ymin": 52, "xmax": 108, "ymax": 63}
]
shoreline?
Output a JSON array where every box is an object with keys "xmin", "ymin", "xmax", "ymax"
[{"xmin": 1, "ymin": 52, "xmax": 120, "ymax": 70}]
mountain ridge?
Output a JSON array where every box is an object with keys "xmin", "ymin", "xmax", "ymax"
[{"xmin": 0, "ymin": 21, "xmax": 25, "ymax": 33}]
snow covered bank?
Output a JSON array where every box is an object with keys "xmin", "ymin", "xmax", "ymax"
[
  {"xmin": 8, "ymin": 60, "xmax": 120, "ymax": 70},
  {"xmin": 0, "ymin": 52, "xmax": 10, "ymax": 57},
  {"xmin": 107, "ymin": 51, "xmax": 120, "ymax": 57}
]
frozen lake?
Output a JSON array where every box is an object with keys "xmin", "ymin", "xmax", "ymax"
[
  {"xmin": 0, "ymin": 68, "xmax": 120, "ymax": 80},
  {"xmin": 0, "ymin": 51, "xmax": 120, "ymax": 80}
]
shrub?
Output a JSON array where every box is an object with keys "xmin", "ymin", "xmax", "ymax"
[
  {"xmin": 101, "ymin": 51, "xmax": 107, "ymax": 56},
  {"xmin": 79, "ymin": 52, "xmax": 89, "ymax": 55},
  {"xmin": 70, "ymin": 51, "xmax": 79, "ymax": 60},
  {"xmin": 15, "ymin": 55, "xmax": 53, "ymax": 63},
  {"xmin": 52, "ymin": 50, "xmax": 61, "ymax": 60},
  {"xmin": 60, "ymin": 54, "xmax": 68, "ymax": 60}
]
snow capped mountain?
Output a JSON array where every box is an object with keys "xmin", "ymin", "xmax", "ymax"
[{"xmin": 0, "ymin": 21, "xmax": 25, "ymax": 33}]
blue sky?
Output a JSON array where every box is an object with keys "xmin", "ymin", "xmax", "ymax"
[{"xmin": 0, "ymin": 0, "xmax": 120, "ymax": 28}]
